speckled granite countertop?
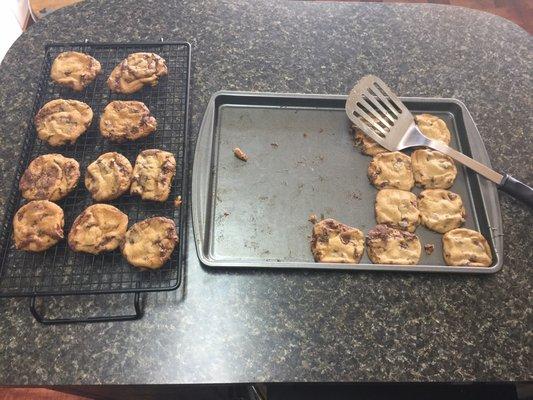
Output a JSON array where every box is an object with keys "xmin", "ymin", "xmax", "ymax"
[{"xmin": 0, "ymin": 0, "xmax": 531, "ymax": 385}]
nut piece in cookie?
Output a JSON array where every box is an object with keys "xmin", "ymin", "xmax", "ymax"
[
  {"xmin": 411, "ymin": 149, "xmax": 457, "ymax": 189},
  {"xmin": 85, "ymin": 152, "xmax": 133, "ymax": 201},
  {"xmin": 352, "ymin": 124, "xmax": 387, "ymax": 156},
  {"xmin": 311, "ymin": 218, "xmax": 364, "ymax": 263},
  {"xmin": 415, "ymin": 114, "xmax": 451, "ymax": 145},
  {"xmin": 442, "ymin": 228, "xmax": 492, "ymax": 267},
  {"xmin": 130, "ymin": 149, "xmax": 176, "ymax": 202},
  {"xmin": 366, "ymin": 224, "xmax": 421, "ymax": 265},
  {"xmin": 19, "ymin": 154, "xmax": 79, "ymax": 201},
  {"xmin": 35, "ymin": 99, "xmax": 93, "ymax": 146},
  {"xmin": 375, "ymin": 189, "xmax": 420, "ymax": 232},
  {"xmin": 68, "ymin": 204, "xmax": 128, "ymax": 254},
  {"xmin": 50, "ymin": 51, "xmax": 101, "ymax": 91},
  {"xmin": 107, "ymin": 52, "xmax": 168, "ymax": 94},
  {"xmin": 418, "ymin": 189, "xmax": 466, "ymax": 233},
  {"xmin": 121, "ymin": 217, "xmax": 178, "ymax": 269},
  {"xmin": 367, "ymin": 151, "xmax": 414, "ymax": 191},
  {"xmin": 13, "ymin": 200, "xmax": 64, "ymax": 252},
  {"xmin": 100, "ymin": 101, "xmax": 157, "ymax": 142}
]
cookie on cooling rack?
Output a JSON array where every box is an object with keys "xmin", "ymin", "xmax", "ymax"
[
  {"xmin": 130, "ymin": 149, "xmax": 176, "ymax": 202},
  {"xmin": 366, "ymin": 224, "xmax": 421, "ymax": 265},
  {"xmin": 415, "ymin": 114, "xmax": 451, "ymax": 145},
  {"xmin": 367, "ymin": 151, "xmax": 414, "ymax": 191},
  {"xmin": 375, "ymin": 189, "xmax": 420, "ymax": 232},
  {"xmin": 107, "ymin": 52, "xmax": 168, "ymax": 94},
  {"xmin": 411, "ymin": 148, "xmax": 457, "ymax": 189},
  {"xmin": 418, "ymin": 189, "xmax": 466, "ymax": 233},
  {"xmin": 85, "ymin": 152, "xmax": 133, "ymax": 201},
  {"xmin": 50, "ymin": 51, "xmax": 101, "ymax": 91},
  {"xmin": 442, "ymin": 228, "xmax": 492, "ymax": 267},
  {"xmin": 99, "ymin": 101, "xmax": 157, "ymax": 142},
  {"xmin": 311, "ymin": 218, "xmax": 365, "ymax": 263}
]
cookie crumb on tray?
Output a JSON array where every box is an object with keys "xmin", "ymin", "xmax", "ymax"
[
  {"xmin": 424, "ymin": 243, "xmax": 435, "ymax": 255},
  {"xmin": 233, "ymin": 147, "xmax": 248, "ymax": 161}
]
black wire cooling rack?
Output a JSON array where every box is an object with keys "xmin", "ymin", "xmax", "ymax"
[{"xmin": 0, "ymin": 42, "xmax": 191, "ymax": 321}]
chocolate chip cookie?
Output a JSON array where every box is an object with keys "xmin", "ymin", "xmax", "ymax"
[
  {"xmin": 121, "ymin": 217, "xmax": 178, "ymax": 269},
  {"xmin": 13, "ymin": 200, "xmax": 64, "ymax": 252},
  {"xmin": 418, "ymin": 189, "xmax": 466, "ymax": 233},
  {"xmin": 99, "ymin": 101, "xmax": 157, "ymax": 142},
  {"xmin": 35, "ymin": 99, "xmax": 93, "ymax": 146},
  {"xmin": 367, "ymin": 151, "xmax": 414, "ymax": 190},
  {"xmin": 130, "ymin": 149, "xmax": 176, "ymax": 202},
  {"xmin": 85, "ymin": 152, "xmax": 133, "ymax": 201},
  {"xmin": 107, "ymin": 53, "xmax": 168, "ymax": 94},
  {"xmin": 442, "ymin": 228, "xmax": 492, "ymax": 267},
  {"xmin": 411, "ymin": 149, "xmax": 457, "ymax": 189},
  {"xmin": 375, "ymin": 189, "xmax": 420, "ymax": 232},
  {"xmin": 50, "ymin": 51, "xmax": 101, "ymax": 91},
  {"xmin": 311, "ymin": 218, "xmax": 365, "ymax": 263},
  {"xmin": 415, "ymin": 114, "xmax": 451, "ymax": 145},
  {"xmin": 19, "ymin": 154, "xmax": 80, "ymax": 201},
  {"xmin": 352, "ymin": 124, "xmax": 387, "ymax": 156},
  {"xmin": 366, "ymin": 224, "xmax": 421, "ymax": 265}
]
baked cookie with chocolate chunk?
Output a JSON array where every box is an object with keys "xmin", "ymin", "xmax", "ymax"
[
  {"xmin": 411, "ymin": 149, "xmax": 457, "ymax": 189},
  {"xmin": 19, "ymin": 154, "xmax": 79, "ymax": 201},
  {"xmin": 68, "ymin": 204, "xmax": 128, "ymax": 254},
  {"xmin": 418, "ymin": 189, "xmax": 466, "ymax": 233},
  {"xmin": 130, "ymin": 149, "xmax": 176, "ymax": 202},
  {"xmin": 366, "ymin": 224, "xmax": 421, "ymax": 265},
  {"xmin": 85, "ymin": 152, "xmax": 133, "ymax": 201},
  {"xmin": 13, "ymin": 200, "xmax": 64, "ymax": 252},
  {"xmin": 50, "ymin": 51, "xmax": 101, "ymax": 91},
  {"xmin": 100, "ymin": 101, "xmax": 157, "ymax": 142},
  {"xmin": 367, "ymin": 151, "xmax": 414, "ymax": 190},
  {"xmin": 443, "ymin": 228, "xmax": 492, "ymax": 267},
  {"xmin": 375, "ymin": 189, "xmax": 420, "ymax": 232},
  {"xmin": 121, "ymin": 217, "xmax": 178, "ymax": 269},
  {"xmin": 35, "ymin": 99, "xmax": 93, "ymax": 146},
  {"xmin": 415, "ymin": 114, "xmax": 451, "ymax": 145},
  {"xmin": 107, "ymin": 53, "xmax": 168, "ymax": 94},
  {"xmin": 311, "ymin": 218, "xmax": 364, "ymax": 263},
  {"xmin": 352, "ymin": 124, "xmax": 387, "ymax": 156}
]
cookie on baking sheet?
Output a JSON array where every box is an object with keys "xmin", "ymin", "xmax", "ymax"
[
  {"xmin": 50, "ymin": 51, "xmax": 101, "ymax": 91},
  {"xmin": 311, "ymin": 218, "xmax": 364, "ymax": 263},
  {"xmin": 121, "ymin": 217, "xmax": 178, "ymax": 269},
  {"xmin": 418, "ymin": 189, "xmax": 466, "ymax": 233},
  {"xmin": 19, "ymin": 154, "xmax": 80, "ymax": 201},
  {"xmin": 130, "ymin": 149, "xmax": 176, "ymax": 202},
  {"xmin": 367, "ymin": 151, "xmax": 414, "ymax": 191},
  {"xmin": 411, "ymin": 149, "xmax": 457, "ymax": 189},
  {"xmin": 366, "ymin": 224, "xmax": 421, "ymax": 265},
  {"xmin": 35, "ymin": 99, "xmax": 93, "ymax": 146},
  {"xmin": 442, "ymin": 228, "xmax": 492, "ymax": 267},
  {"xmin": 13, "ymin": 200, "xmax": 64, "ymax": 252},
  {"xmin": 68, "ymin": 204, "xmax": 128, "ymax": 254},
  {"xmin": 85, "ymin": 152, "xmax": 133, "ymax": 201},
  {"xmin": 107, "ymin": 53, "xmax": 168, "ymax": 94},
  {"xmin": 375, "ymin": 189, "xmax": 420, "ymax": 232},
  {"xmin": 415, "ymin": 114, "xmax": 451, "ymax": 145},
  {"xmin": 99, "ymin": 101, "xmax": 157, "ymax": 142},
  {"xmin": 352, "ymin": 124, "xmax": 387, "ymax": 156}
]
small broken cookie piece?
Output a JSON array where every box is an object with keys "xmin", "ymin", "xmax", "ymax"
[
  {"xmin": 121, "ymin": 217, "xmax": 178, "ymax": 269},
  {"xmin": 352, "ymin": 124, "xmax": 387, "ymax": 156},
  {"xmin": 50, "ymin": 51, "xmax": 101, "ymax": 91},
  {"xmin": 375, "ymin": 189, "xmax": 420, "ymax": 232},
  {"xmin": 442, "ymin": 228, "xmax": 492, "ymax": 267},
  {"xmin": 99, "ymin": 101, "xmax": 157, "ymax": 142},
  {"xmin": 19, "ymin": 154, "xmax": 79, "ymax": 201},
  {"xmin": 130, "ymin": 149, "xmax": 176, "ymax": 202},
  {"xmin": 107, "ymin": 52, "xmax": 168, "ymax": 94},
  {"xmin": 311, "ymin": 218, "xmax": 364, "ymax": 263},
  {"xmin": 415, "ymin": 114, "xmax": 451, "ymax": 145},
  {"xmin": 366, "ymin": 224, "xmax": 421, "ymax": 265},
  {"xmin": 233, "ymin": 147, "xmax": 248, "ymax": 161},
  {"xmin": 411, "ymin": 149, "xmax": 457, "ymax": 189},
  {"xmin": 68, "ymin": 204, "xmax": 128, "ymax": 254},
  {"xmin": 85, "ymin": 152, "xmax": 133, "ymax": 201},
  {"xmin": 174, "ymin": 196, "xmax": 182, "ymax": 208},
  {"xmin": 13, "ymin": 200, "xmax": 64, "ymax": 252},
  {"xmin": 418, "ymin": 189, "xmax": 466, "ymax": 233},
  {"xmin": 424, "ymin": 243, "xmax": 435, "ymax": 255},
  {"xmin": 367, "ymin": 151, "xmax": 414, "ymax": 191}
]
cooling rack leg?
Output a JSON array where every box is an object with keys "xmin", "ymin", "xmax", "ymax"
[{"xmin": 29, "ymin": 292, "xmax": 144, "ymax": 324}]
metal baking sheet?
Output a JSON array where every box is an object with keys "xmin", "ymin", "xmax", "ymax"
[{"xmin": 192, "ymin": 91, "xmax": 503, "ymax": 273}]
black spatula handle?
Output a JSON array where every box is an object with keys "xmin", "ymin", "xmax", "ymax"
[{"xmin": 499, "ymin": 174, "xmax": 533, "ymax": 208}]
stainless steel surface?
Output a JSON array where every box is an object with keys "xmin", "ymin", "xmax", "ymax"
[
  {"xmin": 346, "ymin": 75, "xmax": 504, "ymax": 184},
  {"xmin": 192, "ymin": 91, "xmax": 503, "ymax": 273}
]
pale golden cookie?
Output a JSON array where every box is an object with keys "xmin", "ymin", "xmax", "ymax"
[
  {"xmin": 68, "ymin": 204, "xmax": 128, "ymax": 254},
  {"xmin": 85, "ymin": 152, "xmax": 133, "ymax": 201},
  {"xmin": 375, "ymin": 189, "xmax": 420, "ymax": 232},
  {"xmin": 50, "ymin": 51, "xmax": 101, "ymax": 91},
  {"xmin": 366, "ymin": 224, "xmax": 421, "ymax": 265},
  {"xmin": 352, "ymin": 124, "xmax": 387, "ymax": 156},
  {"xmin": 19, "ymin": 154, "xmax": 79, "ymax": 201},
  {"xmin": 418, "ymin": 189, "xmax": 466, "ymax": 233},
  {"xmin": 13, "ymin": 200, "xmax": 64, "ymax": 252},
  {"xmin": 35, "ymin": 99, "xmax": 93, "ymax": 146},
  {"xmin": 442, "ymin": 228, "xmax": 492, "ymax": 267},
  {"xmin": 121, "ymin": 217, "xmax": 178, "ymax": 269},
  {"xmin": 99, "ymin": 101, "xmax": 157, "ymax": 142},
  {"xmin": 415, "ymin": 114, "xmax": 451, "ymax": 145},
  {"xmin": 311, "ymin": 218, "xmax": 364, "ymax": 263},
  {"xmin": 107, "ymin": 53, "xmax": 168, "ymax": 94},
  {"xmin": 367, "ymin": 151, "xmax": 414, "ymax": 190},
  {"xmin": 411, "ymin": 149, "xmax": 457, "ymax": 189},
  {"xmin": 130, "ymin": 149, "xmax": 176, "ymax": 202}
]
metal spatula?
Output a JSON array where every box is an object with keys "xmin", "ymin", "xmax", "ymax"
[{"xmin": 346, "ymin": 75, "xmax": 533, "ymax": 208}]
